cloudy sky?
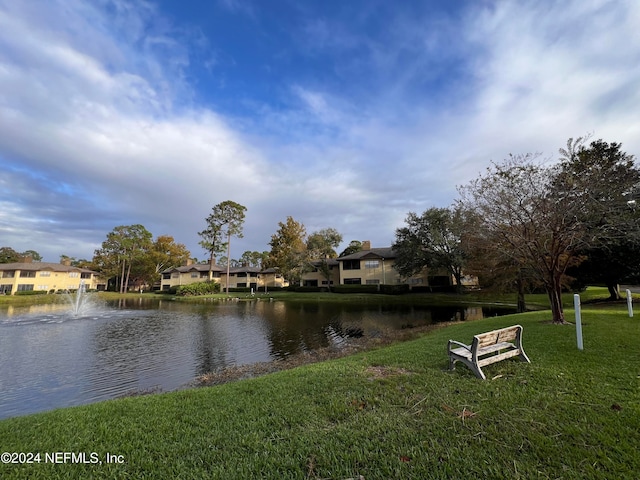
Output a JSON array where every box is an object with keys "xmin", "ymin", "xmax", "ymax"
[{"xmin": 1, "ymin": 0, "xmax": 639, "ymax": 262}]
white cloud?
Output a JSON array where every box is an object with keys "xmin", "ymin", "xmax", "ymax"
[{"xmin": 1, "ymin": 0, "xmax": 640, "ymax": 263}]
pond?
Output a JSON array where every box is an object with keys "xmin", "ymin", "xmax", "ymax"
[{"xmin": 0, "ymin": 296, "xmax": 514, "ymax": 419}]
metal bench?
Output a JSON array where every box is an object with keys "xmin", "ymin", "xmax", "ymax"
[{"xmin": 448, "ymin": 325, "xmax": 531, "ymax": 380}]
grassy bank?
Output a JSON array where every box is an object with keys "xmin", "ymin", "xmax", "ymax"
[{"xmin": 1, "ymin": 299, "xmax": 638, "ymax": 478}]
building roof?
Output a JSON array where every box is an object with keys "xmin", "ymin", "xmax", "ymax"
[
  {"xmin": 162, "ymin": 263, "xmax": 224, "ymax": 274},
  {"xmin": 0, "ymin": 262, "xmax": 98, "ymax": 274},
  {"xmin": 309, "ymin": 258, "xmax": 340, "ymax": 267},
  {"xmin": 337, "ymin": 247, "xmax": 396, "ymax": 261}
]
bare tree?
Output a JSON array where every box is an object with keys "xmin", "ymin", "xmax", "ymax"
[{"xmin": 459, "ymin": 139, "xmax": 640, "ymax": 323}]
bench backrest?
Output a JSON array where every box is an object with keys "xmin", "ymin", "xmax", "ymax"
[{"xmin": 474, "ymin": 325, "xmax": 521, "ymax": 349}]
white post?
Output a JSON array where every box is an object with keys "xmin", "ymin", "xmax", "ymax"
[
  {"xmin": 626, "ymin": 289, "xmax": 633, "ymax": 317},
  {"xmin": 574, "ymin": 294, "xmax": 583, "ymax": 350}
]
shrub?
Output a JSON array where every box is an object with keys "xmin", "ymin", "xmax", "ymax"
[
  {"xmin": 380, "ymin": 284, "xmax": 410, "ymax": 295},
  {"xmin": 176, "ymin": 281, "xmax": 221, "ymax": 296},
  {"xmin": 293, "ymin": 286, "xmax": 324, "ymax": 293},
  {"xmin": 15, "ymin": 290, "xmax": 48, "ymax": 296},
  {"xmin": 332, "ymin": 284, "xmax": 379, "ymax": 294}
]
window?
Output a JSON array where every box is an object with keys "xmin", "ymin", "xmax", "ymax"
[
  {"xmin": 409, "ymin": 278, "xmax": 423, "ymax": 285},
  {"xmin": 342, "ymin": 260, "xmax": 360, "ymax": 270},
  {"xmin": 20, "ymin": 271, "xmax": 36, "ymax": 278},
  {"xmin": 191, "ymin": 273, "xmax": 199, "ymax": 278},
  {"xmin": 1, "ymin": 271, "xmax": 15, "ymax": 278},
  {"xmin": 344, "ymin": 278, "xmax": 361, "ymax": 285},
  {"xmin": 162, "ymin": 273, "xmax": 171, "ymax": 279},
  {"xmin": 365, "ymin": 260, "xmax": 380, "ymax": 269},
  {"xmin": 366, "ymin": 279, "xmax": 380, "ymax": 285},
  {"xmin": 81, "ymin": 273, "xmax": 91, "ymax": 279},
  {"xmin": 172, "ymin": 273, "xmax": 180, "ymax": 278},
  {"xmin": 40, "ymin": 271, "xmax": 52, "ymax": 277},
  {"xmin": 37, "ymin": 285, "xmax": 49, "ymax": 291},
  {"xmin": 17, "ymin": 284, "xmax": 34, "ymax": 292},
  {"xmin": 68, "ymin": 272, "xmax": 79, "ymax": 278}
]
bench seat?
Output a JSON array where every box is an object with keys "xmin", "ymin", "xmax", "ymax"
[{"xmin": 448, "ymin": 325, "xmax": 530, "ymax": 380}]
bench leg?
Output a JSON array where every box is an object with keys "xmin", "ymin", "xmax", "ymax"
[{"xmin": 519, "ymin": 349, "xmax": 531, "ymax": 364}]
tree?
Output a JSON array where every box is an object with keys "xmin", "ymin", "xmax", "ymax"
[
  {"xmin": 268, "ymin": 216, "xmax": 308, "ymax": 286},
  {"xmin": 0, "ymin": 247, "xmax": 20, "ymax": 263},
  {"xmin": 239, "ymin": 251, "xmax": 269, "ymax": 268},
  {"xmin": 0, "ymin": 247, "xmax": 42, "ymax": 263},
  {"xmin": 307, "ymin": 228, "xmax": 343, "ymax": 288},
  {"xmin": 21, "ymin": 249, "xmax": 42, "ymax": 262},
  {"xmin": 145, "ymin": 235, "xmax": 191, "ymax": 286},
  {"xmin": 93, "ymin": 225, "xmax": 153, "ymax": 293},
  {"xmin": 458, "ymin": 139, "xmax": 640, "ymax": 324},
  {"xmin": 393, "ymin": 206, "xmax": 469, "ymax": 292},
  {"xmin": 555, "ymin": 138, "xmax": 640, "ymax": 299},
  {"xmin": 459, "ymin": 154, "xmax": 578, "ymax": 323},
  {"xmin": 339, "ymin": 240, "xmax": 363, "ymax": 257},
  {"xmin": 201, "ymin": 201, "xmax": 247, "ymax": 293}
]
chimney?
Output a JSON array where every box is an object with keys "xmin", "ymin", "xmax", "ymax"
[
  {"xmin": 19, "ymin": 256, "xmax": 34, "ymax": 263},
  {"xmin": 183, "ymin": 258, "xmax": 194, "ymax": 266},
  {"xmin": 60, "ymin": 259, "xmax": 71, "ymax": 266},
  {"xmin": 362, "ymin": 241, "xmax": 371, "ymax": 251}
]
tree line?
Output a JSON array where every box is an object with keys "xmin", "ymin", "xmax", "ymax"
[
  {"xmin": 5, "ymin": 136, "xmax": 636, "ymax": 312},
  {"xmin": 392, "ymin": 137, "xmax": 640, "ymax": 324}
]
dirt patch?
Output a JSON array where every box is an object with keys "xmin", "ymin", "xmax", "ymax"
[
  {"xmin": 193, "ymin": 322, "xmax": 446, "ymax": 388},
  {"xmin": 364, "ymin": 365, "xmax": 413, "ymax": 380}
]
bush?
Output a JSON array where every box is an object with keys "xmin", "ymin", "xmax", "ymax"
[
  {"xmin": 176, "ymin": 281, "xmax": 221, "ymax": 296},
  {"xmin": 332, "ymin": 284, "xmax": 379, "ymax": 294},
  {"xmin": 380, "ymin": 284, "xmax": 410, "ymax": 295},
  {"xmin": 156, "ymin": 287, "xmax": 178, "ymax": 295},
  {"xmin": 15, "ymin": 290, "xmax": 48, "ymax": 296},
  {"xmin": 293, "ymin": 286, "xmax": 325, "ymax": 293}
]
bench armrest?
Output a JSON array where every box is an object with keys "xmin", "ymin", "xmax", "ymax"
[{"xmin": 448, "ymin": 340, "xmax": 471, "ymax": 352}]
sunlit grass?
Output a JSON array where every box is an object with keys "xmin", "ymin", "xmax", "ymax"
[{"xmin": 1, "ymin": 301, "xmax": 638, "ymax": 479}]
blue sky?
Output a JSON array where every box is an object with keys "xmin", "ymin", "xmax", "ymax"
[{"xmin": 1, "ymin": 0, "xmax": 640, "ymax": 262}]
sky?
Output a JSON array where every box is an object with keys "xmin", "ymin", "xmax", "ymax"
[{"xmin": 1, "ymin": 0, "xmax": 640, "ymax": 263}]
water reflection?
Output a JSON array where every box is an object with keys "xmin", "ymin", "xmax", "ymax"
[{"xmin": 0, "ymin": 298, "xmax": 513, "ymax": 419}]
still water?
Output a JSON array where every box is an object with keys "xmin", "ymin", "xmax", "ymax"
[{"xmin": 0, "ymin": 297, "xmax": 510, "ymax": 419}]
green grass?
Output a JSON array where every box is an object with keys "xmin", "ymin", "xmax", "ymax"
[{"xmin": 1, "ymin": 298, "xmax": 638, "ymax": 479}]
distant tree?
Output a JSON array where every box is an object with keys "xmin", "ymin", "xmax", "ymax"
[
  {"xmin": 201, "ymin": 201, "xmax": 247, "ymax": 293},
  {"xmin": 60, "ymin": 255, "xmax": 95, "ymax": 269},
  {"xmin": 0, "ymin": 247, "xmax": 20, "ymax": 263},
  {"xmin": 268, "ymin": 216, "xmax": 308, "ymax": 285},
  {"xmin": 21, "ymin": 249, "xmax": 42, "ymax": 262},
  {"xmin": 144, "ymin": 235, "xmax": 191, "ymax": 285},
  {"xmin": 393, "ymin": 206, "xmax": 469, "ymax": 292},
  {"xmin": 93, "ymin": 225, "xmax": 153, "ymax": 293},
  {"xmin": 239, "ymin": 251, "xmax": 270, "ymax": 268},
  {"xmin": 339, "ymin": 240, "xmax": 363, "ymax": 257},
  {"xmin": 307, "ymin": 228, "xmax": 343, "ymax": 288}
]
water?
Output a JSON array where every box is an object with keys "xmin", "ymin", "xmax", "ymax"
[{"xmin": 0, "ymin": 298, "xmax": 514, "ymax": 419}]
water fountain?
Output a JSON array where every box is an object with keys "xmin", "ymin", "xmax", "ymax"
[{"xmin": 65, "ymin": 280, "xmax": 92, "ymax": 316}]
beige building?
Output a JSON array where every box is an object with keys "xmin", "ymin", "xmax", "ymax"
[
  {"xmin": 0, "ymin": 259, "xmax": 105, "ymax": 295},
  {"xmin": 301, "ymin": 241, "xmax": 453, "ymax": 288},
  {"xmin": 159, "ymin": 261, "xmax": 288, "ymax": 292},
  {"xmin": 302, "ymin": 258, "xmax": 340, "ymax": 287}
]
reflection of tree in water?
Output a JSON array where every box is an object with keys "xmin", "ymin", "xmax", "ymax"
[{"xmin": 193, "ymin": 311, "xmax": 232, "ymax": 377}]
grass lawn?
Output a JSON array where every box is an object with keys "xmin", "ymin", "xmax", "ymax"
[{"xmin": 0, "ymin": 291, "xmax": 638, "ymax": 479}]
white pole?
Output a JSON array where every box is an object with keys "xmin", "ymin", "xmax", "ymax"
[
  {"xmin": 574, "ymin": 294, "xmax": 583, "ymax": 350},
  {"xmin": 626, "ymin": 289, "xmax": 633, "ymax": 317}
]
